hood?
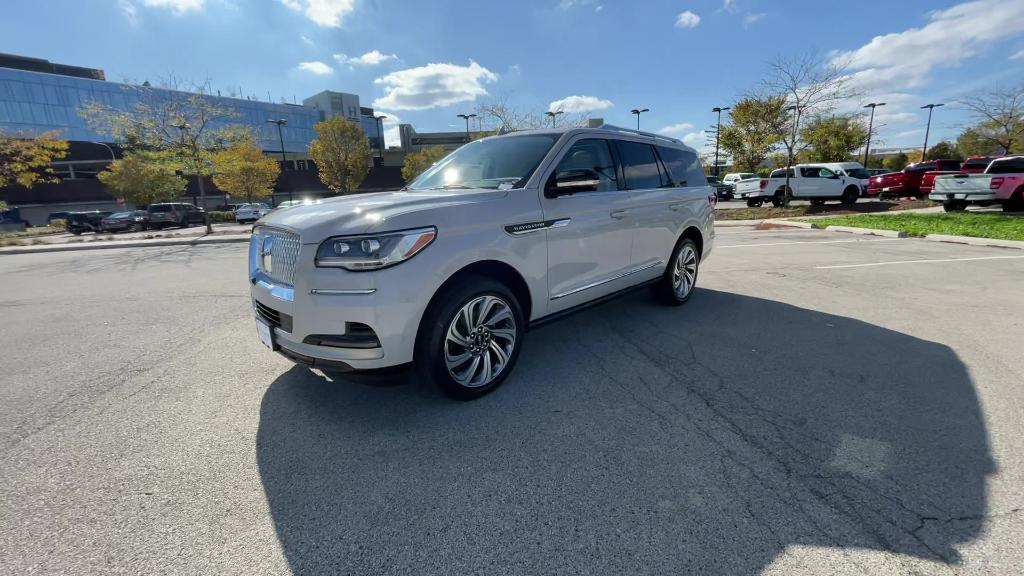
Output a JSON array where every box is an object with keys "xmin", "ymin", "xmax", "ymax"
[{"xmin": 258, "ymin": 188, "xmax": 507, "ymax": 241}]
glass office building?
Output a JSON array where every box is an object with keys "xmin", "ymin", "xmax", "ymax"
[{"xmin": 0, "ymin": 66, "xmax": 318, "ymax": 154}]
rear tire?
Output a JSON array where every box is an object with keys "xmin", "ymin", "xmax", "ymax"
[
  {"xmin": 1003, "ymin": 189, "xmax": 1024, "ymax": 212},
  {"xmin": 746, "ymin": 199, "xmax": 763, "ymax": 208},
  {"xmin": 652, "ymin": 238, "xmax": 699, "ymax": 306},
  {"xmin": 771, "ymin": 190, "xmax": 785, "ymax": 208},
  {"xmin": 415, "ymin": 276, "xmax": 524, "ymax": 400},
  {"xmin": 943, "ymin": 200, "xmax": 967, "ymax": 212},
  {"xmin": 840, "ymin": 186, "xmax": 859, "ymax": 205}
]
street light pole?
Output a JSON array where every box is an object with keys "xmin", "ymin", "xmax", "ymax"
[
  {"xmin": 630, "ymin": 108, "xmax": 649, "ymax": 130},
  {"xmin": 783, "ymin": 105, "xmax": 802, "ymax": 206},
  {"xmin": 544, "ymin": 110, "xmax": 564, "ymax": 128},
  {"xmin": 374, "ymin": 114, "xmax": 387, "ymax": 162},
  {"xmin": 712, "ymin": 106, "xmax": 730, "ymax": 178},
  {"xmin": 862, "ymin": 102, "xmax": 886, "ymax": 167},
  {"xmin": 266, "ymin": 118, "xmax": 290, "ymax": 202},
  {"xmin": 920, "ymin": 103, "xmax": 944, "ymax": 161},
  {"xmin": 457, "ymin": 113, "xmax": 477, "ymax": 142}
]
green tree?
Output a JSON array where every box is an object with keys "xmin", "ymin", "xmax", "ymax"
[
  {"xmin": 0, "ymin": 131, "xmax": 69, "ymax": 188},
  {"xmin": 212, "ymin": 136, "xmax": 280, "ymax": 203},
  {"xmin": 308, "ymin": 116, "xmax": 371, "ymax": 194},
  {"xmin": 883, "ymin": 152, "xmax": 909, "ymax": 172},
  {"xmin": 98, "ymin": 150, "xmax": 186, "ymax": 206},
  {"xmin": 925, "ymin": 141, "xmax": 962, "ymax": 161},
  {"xmin": 800, "ymin": 115, "xmax": 868, "ymax": 162},
  {"xmin": 719, "ymin": 96, "xmax": 787, "ymax": 171},
  {"xmin": 81, "ymin": 87, "xmax": 242, "ymax": 232},
  {"xmin": 957, "ymin": 126, "xmax": 1000, "ymax": 157},
  {"xmin": 402, "ymin": 146, "xmax": 449, "ymax": 183}
]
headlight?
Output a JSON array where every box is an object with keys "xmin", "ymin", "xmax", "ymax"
[{"xmin": 315, "ymin": 227, "xmax": 436, "ymax": 271}]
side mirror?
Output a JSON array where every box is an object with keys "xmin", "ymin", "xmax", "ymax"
[{"xmin": 547, "ymin": 168, "xmax": 600, "ymax": 197}]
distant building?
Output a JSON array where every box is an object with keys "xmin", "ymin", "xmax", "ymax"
[
  {"xmin": 0, "ymin": 54, "xmax": 401, "ymax": 223},
  {"xmin": 399, "ymin": 124, "xmax": 482, "ymax": 152}
]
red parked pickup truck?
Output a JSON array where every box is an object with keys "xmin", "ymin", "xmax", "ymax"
[
  {"xmin": 919, "ymin": 156, "xmax": 997, "ymax": 196},
  {"xmin": 867, "ymin": 159, "xmax": 962, "ymax": 198}
]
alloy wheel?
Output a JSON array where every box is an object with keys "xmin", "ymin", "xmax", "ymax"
[
  {"xmin": 444, "ymin": 295, "xmax": 517, "ymax": 388},
  {"xmin": 672, "ymin": 244, "xmax": 698, "ymax": 299}
]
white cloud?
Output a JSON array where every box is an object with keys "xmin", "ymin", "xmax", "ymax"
[
  {"xmin": 280, "ymin": 0, "xmax": 355, "ymax": 28},
  {"xmin": 595, "ymin": 5, "xmax": 603, "ymax": 12},
  {"xmin": 372, "ymin": 61, "xmax": 498, "ymax": 111},
  {"xmin": 833, "ymin": 0, "xmax": 1024, "ymax": 92},
  {"xmin": 142, "ymin": 0, "xmax": 204, "ymax": 13},
  {"xmin": 120, "ymin": 0, "xmax": 139, "ymax": 24},
  {"xmin": 296, "ymin": 61, "xmax": 334, "ymax": 75},
  {"xmin": 300, "ymin": 35, "xmax": 314, "ymax": 46},
  {"xmin": 683, "ymin": 131, "xmax": 709, "ymax": 151},
  {"xmin": 743, "ymin": 12, "xmax": 765, "ymax": 27},
  {"xmin": 1012, "ymin": 49, "xmax": 1024, "ymax": 60},
  {"xmin": 658, "ymin": 122, "xmax": 694, "ymax": 136},
  {"xmin": 675, "ymin": 10, "xmax": 701, "ymax": 29},
  {"xmin": 722, "ymin": 0, "xmax": 738, "ymax": 12},
  {"xmin": 558, "ymin": 0, "xmax": 595, "ymax": 9},
  {"xmin": 334, "ymin": 50, "xmax": 398, "ymax": 66},
  {"xmin": 548, "ymin": 95, "xmax": 613, "ymax": 113}
]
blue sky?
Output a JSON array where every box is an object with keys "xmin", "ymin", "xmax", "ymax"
[{"xmin": 3, "ymin": 0, "xmax": 1024, "ymax": 153}]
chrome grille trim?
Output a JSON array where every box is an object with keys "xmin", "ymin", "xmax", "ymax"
[{"xmin": 254, "ymin": 226, "xmax": 300, "ymax": 286}]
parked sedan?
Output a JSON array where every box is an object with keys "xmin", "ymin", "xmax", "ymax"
[
  {"xmin": 235, "ymin": 203, "xmax": 271, "ymax": 223},
  {"xmin": 100, "ymin": 210, "xmax": 150, "ymax": 233},
  {"xmin": 65, "ymin": 211, "xmax": 112, "ymax": 235}
]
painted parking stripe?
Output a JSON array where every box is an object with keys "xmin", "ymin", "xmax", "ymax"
[
  {"xmin": 817, "ymin": 255, "xmax": 1024, "ymax": 269},
  {"xmin": 720, "ymin": 238, "xmax": 903, "ymax": 248}
]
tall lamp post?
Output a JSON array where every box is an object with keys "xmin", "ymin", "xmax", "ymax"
[
  {"xmin": 374, "ymin": 114, "xmax": 387, "ymax": 162},
  {"xmin": 862, "ymin": 102, "xmax": 886, "ymax": 167},
  {"xmin": 544, "ymin": 110, "xmax": 564, "ymax": 128},
  {"xmin": 266, "ymin": 118, "xmax": 290, "ymax": 202},
  {"xmin": 630, "ymin": 108, "xmax": 649, "ymax": 130},
  {"xmin": 920, "ymin": 103, "xmax": 943, "ymax": 161},
  {"xmin": 783, "ymin": 105, "xmax": 802, "ymax": 205},
  {"xmin": 712, "ymin": 106, "xmax": 730, "ymax": 178},
  {"xmin": 457, "ymin": 113, "xmax": 477, "ymax": 142}
]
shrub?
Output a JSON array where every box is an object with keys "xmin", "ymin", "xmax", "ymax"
[
  {"xmin": 208, "ymin": 211, "xmax": 236, "ymax": 223},
  {"xmin": 49, "ymin": 218, "xmax": 67, "ymax": 231}
]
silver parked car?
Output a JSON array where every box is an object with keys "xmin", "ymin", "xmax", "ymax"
[{"xmin": 249, "ymin": 125, "xmax": 715, "ymax": 399}]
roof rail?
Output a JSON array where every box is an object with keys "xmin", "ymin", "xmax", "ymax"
[{"xmin": 594, "ymin": 123, "xmax": 682, "ymax": 145}]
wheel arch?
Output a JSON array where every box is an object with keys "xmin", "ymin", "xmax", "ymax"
[{"xmin": 416, "ymin": 259, "xmax": 534, "ymax": 348}]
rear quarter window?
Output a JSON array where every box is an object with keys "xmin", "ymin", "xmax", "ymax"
[
  {"xmin": 656, "ymin": 146, "xmax": 706, "ymax": 188},
  {"xmin": 986, "ymin": 158, "xmax": 1024, "ymax": 174}
]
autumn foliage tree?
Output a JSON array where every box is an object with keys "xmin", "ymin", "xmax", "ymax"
[
  {"xmin": 98, "ymin": 150, "xmax": 186, "ymax": 206},
  {"xmin": 0, "ymin": 131, "xmax": 69, "ymax": 189},
  {"xmin": 401, "ymin": 146, "xmax": 449, "ymax": 183},
  {"xmin": 719, "ymin": 97, "xmax": 787, "ymax": 171},
  {"xmin": 308, "ymin": 116, "xmax": 371, "ymax": 194},
  {"xmin": 800, "ymin": 115, "xmax": 868, "ymax": 162},
  {"xmin": 212, "ymin": 136, "xmax": 280, "ymax": 203}
]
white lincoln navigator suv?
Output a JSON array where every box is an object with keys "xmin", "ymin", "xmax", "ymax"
[{"xmin": 249, "ymin": 125, "xmax": 714, "ymax": 399}]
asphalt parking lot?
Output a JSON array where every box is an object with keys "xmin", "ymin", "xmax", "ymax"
[{"xmin": 2, "ymin": 226, "xmax": 1022, "ymax": 575}]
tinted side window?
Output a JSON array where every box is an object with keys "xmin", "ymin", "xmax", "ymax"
[
  {"xmin": 657, "ymin": 146, "xmax": 706, "ymax": 188},
  {"xmin": 799, "ymin": 167, "xmax": 820, "ymax": 178},
  {"xmin": 615, "ymin": 141, "xmax": 662, "ymax": 190},
  {"xmin": 986, "ymin": 158, "xmax": 1024, "ymax": 174},
  {"xmin": 552, "ymin": 138, "xmax": 618, "ymax": 192}
]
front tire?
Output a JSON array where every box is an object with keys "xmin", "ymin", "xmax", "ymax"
[
  {"xmin": 841, "ymin": 186, "xmax": 859, "ymax": 205},
  {"xmin": 416, "ymin": 276, "xmax": 524, "ymax": 400},
  {"xmin": 652, "ymin": 238, "xmax": 699, "ymax": 306}
]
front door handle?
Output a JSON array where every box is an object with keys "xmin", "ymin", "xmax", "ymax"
[
  {"xmin": 610, "ymin": 210, "xmax": 627, "ymax": 220},
  {"xmin": 668, "ymin": 203, "xmax": 682, "ymax": 211}
]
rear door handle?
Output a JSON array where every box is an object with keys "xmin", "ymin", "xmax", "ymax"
[{"xmin": 610, "ymin": 210, "xmax": 627, "ymax": 220}]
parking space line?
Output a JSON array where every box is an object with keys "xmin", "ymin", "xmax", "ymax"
[
  {"xmin": 817, "ymin": 255, "xmax": 1024, "ymax": 269},
  {"xmin": 719, "ymin": 239, "xmax": 903, "ymax": 248}
]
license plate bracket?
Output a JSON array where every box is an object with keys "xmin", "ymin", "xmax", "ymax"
[{"xmin": 256, "ymin": 318, "xmax": 276, "ymax": 350}]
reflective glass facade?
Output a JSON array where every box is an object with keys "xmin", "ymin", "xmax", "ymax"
[{"xmin": 0, "ymin": 67, "xmax": 318, "ymax": 153}]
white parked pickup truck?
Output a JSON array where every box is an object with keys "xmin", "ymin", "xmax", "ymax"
[
  {"xmin": 735, "ymin": 177, "xmax": 769, "ymax": 206},
  {"xmin": 931, "ymin": 156, "xmax": 1024, "ymax": 212},
  {"xmin": 757, "ymin": 164, "xmax": 862, "ymax": 207}
]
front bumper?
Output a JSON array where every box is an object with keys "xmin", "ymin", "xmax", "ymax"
[{"xmin": 249, "ymin": 233, "xmax": 430, "ymax": 371}]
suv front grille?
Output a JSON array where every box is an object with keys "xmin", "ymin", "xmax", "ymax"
[{"xmin": 254, "ymin": 227, "xmax": 301, "ymax": 286}]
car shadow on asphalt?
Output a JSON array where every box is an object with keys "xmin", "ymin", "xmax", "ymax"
[{"xmin": 256, "ymin": 288, "xmax": 993, "ymax": 575}]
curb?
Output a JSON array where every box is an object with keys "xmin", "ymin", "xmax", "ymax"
[
  {"xmin": 0, "ymin": 234, "xmax": 251, "ymax": 256},
  {"xmin": 924, "ymin": 233, "xmax": 1024, "ymax": 250},
  {"xmin": 763, "ymin": 219, "xmax": 819, "ymax": 229},
  {"xmin": 825, "ymin": 225, "xmax": 907, "ymax": 238},
  {"xmin": 714, "ymin": 219, "xmax": 764, "ymax": 227}
]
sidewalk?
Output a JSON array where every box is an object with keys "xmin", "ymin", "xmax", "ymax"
[{"xmin": 0, "ymin": 233, "xmax": 251, "ymax": 256}]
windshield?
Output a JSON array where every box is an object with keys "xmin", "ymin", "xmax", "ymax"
[
  {"xmin": 407, "ymin": 134, "xmax": 558, "ymax": 190},
  {"xmin": 149, "ymin": 205, "xmax": 172, "ymax": 212},
  {"xmin": 109, "ymin": 212, "xmax": 131, "ymax": 218}
]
